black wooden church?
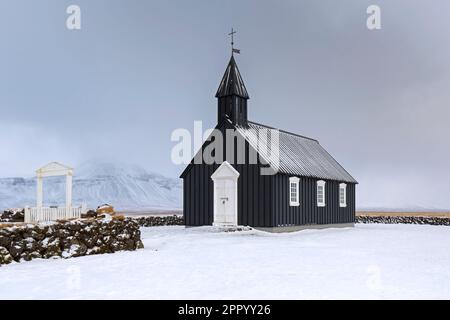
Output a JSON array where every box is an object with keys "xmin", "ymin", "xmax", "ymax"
[{"xmin": 181, "ymin": 49, "xmax": 357, "ymax": 231}]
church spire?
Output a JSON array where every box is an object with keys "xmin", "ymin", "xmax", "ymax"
[
  {"xmin": 216, "ymin": 43, "xmax": 250, "ymax": 126},
  {"xmin": 216, "ymin": 29, "xmax": 248, "ymax": 99},
  {"xmin": 215, "ymin": 55, "xmax": 249, "ymax": 99}
]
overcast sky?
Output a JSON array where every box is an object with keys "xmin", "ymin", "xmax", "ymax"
[{"xmin": 1, "ymin": 0, "xmax": 450, "ymax": 209}]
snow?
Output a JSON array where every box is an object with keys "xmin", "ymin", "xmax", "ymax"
[
  {"xmin": 1, "ymin": 224, "xmax": 450, "ymax": 299},
  {"xmin": 62, "ymin": 245, "xmax": 81, "ymax": 259}
]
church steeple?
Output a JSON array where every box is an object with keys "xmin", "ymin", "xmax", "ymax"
[{"xmin": 216, "ymin": 55, "xmax": 250, "ymax": 126}]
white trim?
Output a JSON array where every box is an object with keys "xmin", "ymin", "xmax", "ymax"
[
  {"xmin": 289, "ymin": 177, "xmax": 300, "ymax": 207},
  {"xmin": 317, "ymin": 180, "xmax": 326, "ymax": 207},
  {"xmin": 339, "ymin": 183, "xmax": 347, "ymax": 207},
  {"xmin": 210, "ymin": 161, "xmax": 240, "ymax": 181}
]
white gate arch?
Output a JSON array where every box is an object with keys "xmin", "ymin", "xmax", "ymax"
[{"xmin": 25, "ymin": 162, "xmax": 84, "ymax": 223}]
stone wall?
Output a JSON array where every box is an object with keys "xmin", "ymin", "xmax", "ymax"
[
  {"xmin": 133, "ymin": 215, "xmax": 184, "ymax": 227},
  {"xmin": 0, "ymin": 216, "xmax": 143, "ymax": 266},
  {"xmin": 0, "ymin": 209, "xmax": 24, "ymax": 223},
  {"xmin": 356, "ymin": 215, "xmax": 450, "ymax": 226}
]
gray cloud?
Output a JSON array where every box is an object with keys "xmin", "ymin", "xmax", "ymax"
[{"xmin": 1, "ymin": 0, "xmax": 449, "ymax": 209}]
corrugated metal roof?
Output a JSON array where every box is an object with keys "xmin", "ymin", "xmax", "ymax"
[
  {"xmin": 235, "ymin": 121, "xmax": 358, "ymax": 183},
  {"xmin": 215, "ymin": 55, "xmax": 249, "ymax": 99}
]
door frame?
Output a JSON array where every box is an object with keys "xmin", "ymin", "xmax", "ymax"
[{"xmin": 211, "ymin": 161, "xmax": 240, "ymax": 227}]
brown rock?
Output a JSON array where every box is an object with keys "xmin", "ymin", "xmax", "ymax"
[{"xmin": 0, "ymin": 246, "xmax": 13, "ymax": 265}]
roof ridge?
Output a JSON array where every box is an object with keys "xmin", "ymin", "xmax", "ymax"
[{"xmin": 247, "ymin": 121, "xmax": 318, "ymax": 142}]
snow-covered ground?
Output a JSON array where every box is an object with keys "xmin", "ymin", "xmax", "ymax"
[{"xmin": 1, "ymin": 224, "xmax": 450, "ymax": 299}]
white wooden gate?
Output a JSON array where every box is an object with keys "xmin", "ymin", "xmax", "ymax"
[{"xmin": 24, "ymin": 207, "xmax": 82, "ymax": 223}]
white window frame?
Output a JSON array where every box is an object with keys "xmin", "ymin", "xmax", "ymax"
[
  {"xmin": 339, "ymin": 183, "xmax": 347, "ymax": 207},
  {"xmin": 317, "ymin": 180, "xmax": 326, "ymax": 207},
  {"xmin": 289, "ymin": 177, "xmax": 300, "ymax": 207}
]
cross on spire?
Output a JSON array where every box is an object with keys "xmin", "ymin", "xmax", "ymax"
[{"xmin": 228, "ymin": 28, "xmax": 240, "ymax": 55}]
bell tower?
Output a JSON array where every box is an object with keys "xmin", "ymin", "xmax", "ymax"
[
  {"xmin": 215, "ymin": 55, "xmax": 250, "ymax": 126},
  {"xmin": 215, "ymin": 29, "xmax": 250, "ymax": 127}
]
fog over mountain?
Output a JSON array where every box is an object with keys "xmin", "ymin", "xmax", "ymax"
[{"xmin": 0, "ymin": 161, "xmax": 182, "ymax": 211}]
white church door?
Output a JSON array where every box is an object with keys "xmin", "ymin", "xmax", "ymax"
[
  {"xmin": 215, "ymin": 179, "xmax": 236, "ymax": 225},
  {"xmin": 211, "ymin": 162, "xmax": 240, "ymax": 227}
]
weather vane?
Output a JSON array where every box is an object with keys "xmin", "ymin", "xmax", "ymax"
[{"xmin": 229, "ymin": 28, "xmax": 241, "ymax": 55}]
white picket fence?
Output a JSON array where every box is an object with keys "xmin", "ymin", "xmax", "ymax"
[{"xmin": 24, "ymin": 206, "xmax": 83, "ymax": 223}]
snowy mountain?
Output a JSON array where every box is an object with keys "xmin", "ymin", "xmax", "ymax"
[{"xmin": 0, "ymin": 161, "xmax": 182, "ymax": 211}]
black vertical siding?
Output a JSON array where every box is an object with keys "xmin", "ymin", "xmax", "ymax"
[
  {"xmin": 183, "ymin": 166, "xmax": 273, "ymax": 227},
  {"xmin": 270, "ymin": 174, "xmax": 356, "ymax": 227},
  {"xmin": 182, "ymin": 125, "xmax": 356, "ymax": 228},
  {"xmin": 182, "ymin": 122, "xmax": 273, "ymax": 227},
  {"xmin": 183, "ymin": 167, "xmax": 356, "ymax": 227}
]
